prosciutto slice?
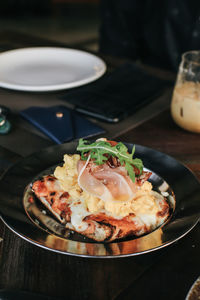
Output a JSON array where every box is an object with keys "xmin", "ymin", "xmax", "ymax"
[{"xmin": 77, "ymin": 159, "xmax": 138, "ymax": 202}]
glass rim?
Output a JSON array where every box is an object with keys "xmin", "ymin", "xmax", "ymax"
[{"xmin": 182, "ymin": 50, "xmax": 200, "ymax": 66}]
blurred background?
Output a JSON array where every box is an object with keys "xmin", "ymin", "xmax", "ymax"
[{"xmin": 0, "ymin": 0, "xmax": 100, "ymax": 52}]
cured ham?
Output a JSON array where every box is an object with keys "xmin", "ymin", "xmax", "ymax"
[{"xmin": 77, "ymin": 159, "xmax": 151, "ymax": 202}]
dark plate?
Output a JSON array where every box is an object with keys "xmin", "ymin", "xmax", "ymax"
[{"xmin": 0, "ymin": 142, "xmax": 200, "ymax": 258}]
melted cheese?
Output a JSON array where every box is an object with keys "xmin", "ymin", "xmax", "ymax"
[{"xmin": 69, "ymin": 198, "xmax": 90, "ymax": 232}]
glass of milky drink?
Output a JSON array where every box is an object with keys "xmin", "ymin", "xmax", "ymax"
[{"xmin": 171, "ymin": 51, "xmax": 200, "ymax": 133}]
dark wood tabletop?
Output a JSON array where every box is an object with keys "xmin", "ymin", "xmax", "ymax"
[{"xmin": 0, "ymin": 31, "xmax": 199, "ymax": 300}]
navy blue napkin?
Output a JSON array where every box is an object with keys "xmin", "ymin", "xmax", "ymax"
[
  {"xmin": 20, "ymin": 105, "xmax": 105, "ymax": 144},
  {"xmin": 61, "ymin": 63, "xmax": 171, "ymax": 123}
]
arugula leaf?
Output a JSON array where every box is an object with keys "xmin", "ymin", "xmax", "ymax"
[
  {"xmin": 77, "ymin": 138, "xmax": 143, "ymax": 182},
  {"xmin": 125, "ymin": 162, "xmax": 136, "ymax": 183}
]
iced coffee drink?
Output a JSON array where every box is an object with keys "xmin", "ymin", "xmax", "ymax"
[
  {"xmin": 171, "ymin": 51, "xmax": 200, "ymax": 133},
  {"xmin": 171, "ymin": 81, "xmax": 200, "ymax": 133}
]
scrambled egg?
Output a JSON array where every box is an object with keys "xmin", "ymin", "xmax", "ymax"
[
  {"xmin": 54, "ymin": 154, "xmax": 82, "ymax": 200},
  {"xmin": 54, "ymin": 154, "xmax": 160, "ymax": 218}
]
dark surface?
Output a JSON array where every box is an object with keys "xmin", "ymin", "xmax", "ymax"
[
  {"xmin": 99, "ymin": 0, "xmax": 200, "ymax": 71},
  {"xmin": 0, "ymin": 289, "xmax": 58, "ymax": 300},
  {"xmin": 0, "ymin": 216, "xmax": 199, "ymax": 300},
  {"xmin": 116, "ymin": 224, "xmax": 200, "ymax": 300},
  {"xmin": 0, "ymin": 31, "xmax": 199, "ymax": 300}
]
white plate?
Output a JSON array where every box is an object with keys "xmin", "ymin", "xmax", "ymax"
[{"xmin": 0, "ymin": 47, "xmax": 106, "ymax": 92}]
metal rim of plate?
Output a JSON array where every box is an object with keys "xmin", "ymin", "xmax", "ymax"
[{"xmin": 0, "ymin": 141, "xmax": 200, "ymax": 258}]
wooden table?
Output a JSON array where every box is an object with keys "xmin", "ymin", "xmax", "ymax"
[{"xmin": 0, "ymin": 31, "xmax": 199, "ymax": 300}]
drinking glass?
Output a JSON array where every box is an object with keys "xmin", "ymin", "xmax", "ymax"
[{"xmin": 171, "ymin": 50, "xmax": 200, "ymax": 133}]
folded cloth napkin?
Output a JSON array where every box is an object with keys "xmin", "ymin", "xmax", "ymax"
[
  {"xmin": 20, "ymin": 105, "xmax": 105, "ymax": 144},
  {"xmin": 61, "ymin": 63, "xmax": 171, "ymax": 123}
]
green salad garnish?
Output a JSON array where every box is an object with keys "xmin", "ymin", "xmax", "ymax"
[{"xmin": 77, "ymin": 138, "xmax": 143, "ymax": 183}]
